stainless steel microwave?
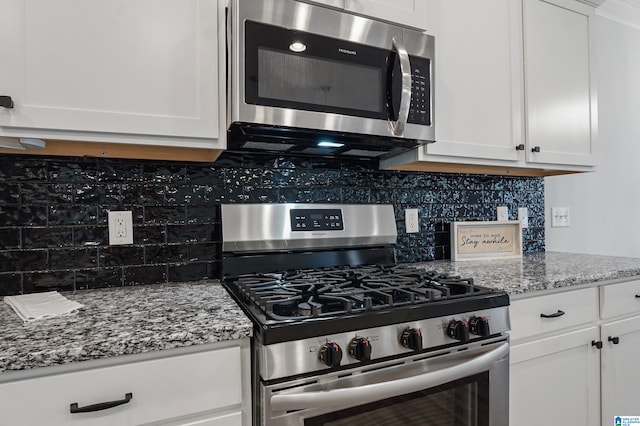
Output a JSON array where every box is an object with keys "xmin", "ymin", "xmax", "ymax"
[{"xmin": 227, "ymin": 0, "xmax": 435, "ymax": 159}]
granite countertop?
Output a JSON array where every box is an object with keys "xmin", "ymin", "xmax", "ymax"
[
  {"xmin": 410, "ymin": 251, "xmax": 640, "ymax": 297},
  {"xmin": 0, "ymin": 281, "xmax": 252, "ymax": 375},
  {"xmin": 3, "ymin": 251, "xmax": 640, "ymax": 378}
]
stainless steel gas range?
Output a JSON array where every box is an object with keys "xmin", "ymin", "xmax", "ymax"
[{"xmin": 221, "ymin": 204, "xmax": 510, "ymax": 426}]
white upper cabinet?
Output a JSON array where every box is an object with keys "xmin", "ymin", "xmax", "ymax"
[
  {"xmin": 301, "ymin": 0, "xmax": 427, "ymax": 29},
  {"xmin": 380, "ymin": 0, "xmax": 597, "ymax": 175},
  {"xmin": 0, "ymin": 0, "xmax": 225, "ymax": 150},
  {"xmin": 423, "ymin": 0, "xmax": 523, "ymax": 163},
  {"xmin": 523, "ymin": 0, "xmax": 596, "ymax": 167},
  {"xmin": 346, "ymin": 0, "xmax": 428, "ymax": 29}
]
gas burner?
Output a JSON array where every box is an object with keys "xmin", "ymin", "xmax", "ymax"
[{"xmin": 229, "ymin": 265, "xmax": 485, "ymax": 321}]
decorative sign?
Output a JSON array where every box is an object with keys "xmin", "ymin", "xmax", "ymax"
[{"xmin": 451, "ymin": 221, "xmax": 522, "ymax": 261}]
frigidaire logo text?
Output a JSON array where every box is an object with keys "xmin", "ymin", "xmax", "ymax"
[{"xmin": 338, "ymin": 48, "xmax": 357, "ymax": 55}]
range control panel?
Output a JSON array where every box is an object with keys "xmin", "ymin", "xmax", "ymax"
[{"xmin": 290, "ymin": 209, "xmax": 344, "ymax": 231}]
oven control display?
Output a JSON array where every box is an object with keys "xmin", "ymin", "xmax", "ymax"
[{"xmin": 290, "ymin": 209, "xmax": 344, "ymax": 231}]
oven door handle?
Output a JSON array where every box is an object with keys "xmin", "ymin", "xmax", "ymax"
[
  {"xmin": 389, "ymin": 36, "xmax": 412, "ymax": 136},
  {"xmin": 270, "ymin": 342, "xmax": 508, "ymax": 412}
]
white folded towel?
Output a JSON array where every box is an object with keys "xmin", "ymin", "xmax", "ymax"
[{"xmin": 4, "ymin": 291, "xmax": 84, "ymax": 323}]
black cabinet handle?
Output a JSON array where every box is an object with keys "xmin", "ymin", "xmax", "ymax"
[
  {"xmin": 635, "ymin": 294, "xmax": 640, "ymax": 298},
  {"xmin": 540, "ymin": 310, "xmax": 565, "ymax": 318},
  {"xmin": 531, "ymin": 146, "xmax": 541, "ymax": 153},
  {"xmin": 591, "ymin": 340, "xmax": 603, "ymax": 350},
  {"xmin": 608, "ymin": 336, "xmax": 620, "ymax": 345},
  {"xmin": 70, "ymin": 393, "xmax": 133, "ymax": 414},
  {"xmin": 515, "ymin": 144, "xmax": 525, "ymax": 151},
  {"xmin": 0, "ymin": 96, "xmax": 14, "ymax": 109}
]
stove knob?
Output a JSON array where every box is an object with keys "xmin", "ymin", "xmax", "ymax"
[
  {"xmin": 319, "ymin": 342, "xmax": 343, "ymax": 368},
  {"xmin": 400, "ymin": 328, "xmax": 423, "ymax": 351},
  {"xmin": 348, "ymin": 337, "xmax": 372, "ymax": 361},
  {"xmin": 446, "ymin": 320, "xmax": 469, "ymax": 341},
  {"xmin": 469, "ymin": 316, "xmax": 491, "ymax": 337}
]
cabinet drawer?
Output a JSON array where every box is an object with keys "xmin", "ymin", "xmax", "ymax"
[
  {"xmin": 0, "ymin": 346, "xmax": 242, "ymax": 426},
  {"xmin": 509, "ymin": 287, "xmax": 598, "ymax": 341},
  {"xmin": 600, "ymin": 279, "xmax": 640, "ymax": 319}
]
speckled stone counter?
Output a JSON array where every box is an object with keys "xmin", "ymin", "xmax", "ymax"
[
  {"xmin": 410, "ymin": 251, "xmax": 640, "ymax": 297},
  {"xmin": 0, "ymin": 281, "xmax": 252, "ymax": 375}
]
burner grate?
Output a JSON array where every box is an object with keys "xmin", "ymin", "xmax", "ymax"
[{"xmin": 228, "ymin": 265, "xmax": 482, "ymax": 321}]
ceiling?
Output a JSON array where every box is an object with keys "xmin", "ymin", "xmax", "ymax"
[{"xmin": 597, "ymin": 0, "xmax": 640, "ymax": 28}]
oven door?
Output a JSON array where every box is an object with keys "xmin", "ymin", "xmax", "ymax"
[{"xmin": 261, "ymin": 339, "xmax": 508, "ymax": 426}]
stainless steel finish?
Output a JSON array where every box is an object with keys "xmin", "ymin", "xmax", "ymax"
[
  {"xmin": 271, "ymin": 343, "xmax": 508, "ymax": 411},
  {"xmin": 221, "ymin": 203, "xmax": 397, "ymax": 253},
  {"xmin": 389, "ymin": 37, "xmax": 412, "ymax": 136},
  {"xmin": 257, "ymin": 306, "xmax": 510, "ymax": 381},
  {"xmin": 229, "ymin": 0, "xmax": 435, "ymax": 142},
  {"xmin": 262, "ymin": 337, "xmax": 509, "ymax": 425}
]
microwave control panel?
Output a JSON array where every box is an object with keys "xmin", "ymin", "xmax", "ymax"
[
  {"xmin": 290, "ymin": 209, "xmax": 344, "ymax": 231},
  {"xmin": 408, "ymin": 56, "xmax": 431, "ymax": 126}
]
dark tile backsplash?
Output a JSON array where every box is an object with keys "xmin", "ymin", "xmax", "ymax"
[{"xmin": 0, "ymin": 152, "xmax": 544, "ymax": 295}]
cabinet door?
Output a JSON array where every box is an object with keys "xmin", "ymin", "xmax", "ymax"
[
  {"xmin": 523, "ymin": 0, "xmax": 596, "ymax": 167},
  {"xmin": 510, "ymin": 327, "xmax": 600, "ymax": 426},
  {"xmin": 346, "ymin": 0, "xmax": 427, "ymax": 29},
  {"xmin": 423, "ymin": 0, "xmax": 523, "ymax": 163},
  {"xmin": 0, "ymin": 0, "xmax": 221, "ymax": 144},
  {"xmin": 601, "ymin": 316, "xmax": 640, "ymax": 425},
  {"xmin": 0, "ymin": 347, "xmax": 243, "ymax": 426}
]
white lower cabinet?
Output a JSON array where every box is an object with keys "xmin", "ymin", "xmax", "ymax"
[
  {"xmin": 0, "ymin": 344, "xmax": 248, "ymax": 426},
  {"xmin": 599, "ymin": 279, "xmax": 640, "ymax": 424},
  {"xmin": 510, "ymin": 279, "xmax": 640, "ymax": 425},
  {"xmin": 600, "ymin": 316, "xmax": 640, "ymax": 424},
  {"xmin": 509, "ymin": 287, "xmax": 600, "ymax": 426},
  {"xmin": 510, "ymin": 327, "xmax": 601, "ymax": 426}
]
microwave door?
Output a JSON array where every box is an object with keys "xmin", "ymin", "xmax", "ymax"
[{"xmin": 388, "ymin": 37, "xmax": 412, "ymax": 137}]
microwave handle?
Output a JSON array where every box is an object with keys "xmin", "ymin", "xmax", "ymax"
[
  {"xmin": 270, "ymin": 342, "xmax": 508, "ymax": 412},
  {"xmin": 389, "ymin": 37, "xmax": 412, "ymax": 137}
]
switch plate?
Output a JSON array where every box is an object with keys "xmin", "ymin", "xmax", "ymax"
[
  {"xmin": 517, "ymin": 207, "xmax": 529, "ymax": 229},
  {"xmin": 405, "ymin": 208, "xmax": 419, "ymax": 233},
  {"xmin": 108, "ymin": 211, "xmax": 133, "ymax": 245},
  {"xmin": 551, "ymin": 207, "xmax": 570, "ymax": 227},
  {"xmin": 496, "ymin": 206, "xmax": 509, "ymax": 222}
]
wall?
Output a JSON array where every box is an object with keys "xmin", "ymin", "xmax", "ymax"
[
  {"xmin": 0, "ymin": 152, "xmax": 545, "ymax": 296},
  {"xmin": 545, "ymin": 12, "xmax": 640, "ymax": 256}
]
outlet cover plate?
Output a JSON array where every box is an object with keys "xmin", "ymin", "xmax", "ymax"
[
  {"xmin": 518, "ymin": 207, "xmax": 529, "ymax": 229},
  {"xmin": 497, "ymin": 206, "xmax": 509, "ymax": 222},
  {"xmin": 108, "ymin": 211, "xmax": 133, "ymax": 245},
  {"xmin": 405, "ymin": 208, "xmax": 419, "ymax": 233},
  {"xmin": 551, "ymin": 207, "xmax": 570, "ymax": 228}
]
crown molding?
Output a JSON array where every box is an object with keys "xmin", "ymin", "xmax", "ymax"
[{"xmin": 597, "ymin": 0, "xmax": 640, "ymax": 30}]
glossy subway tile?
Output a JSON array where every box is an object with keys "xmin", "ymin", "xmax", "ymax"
[{"xmin": 0, "ymin": 153, "xmax": 545, "ymax": 295}]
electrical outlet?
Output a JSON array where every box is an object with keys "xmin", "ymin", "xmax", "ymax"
[
  {"xmin": 405, "ymin": 208, "xmax": 419, "ymax": 233},
  {"xmin": 517, "ymin": 207, "xmax": 529, "ymax": 229},
  {"xmin": 551, "ymin": 207, "xmax": 570, "ymax": 228},
  {"xmin": 496, "ymin": 206, "xmax": 509, "ymax": 222},
  {"xmin": 108, "ymin": 211, "xmax": 133, "ymax": 245}
]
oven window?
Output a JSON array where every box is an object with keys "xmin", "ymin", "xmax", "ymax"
[{"xmin": 305, "ymin": 373, "xmax": 489, "ymax": 426}]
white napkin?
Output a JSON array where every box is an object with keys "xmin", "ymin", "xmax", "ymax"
[{"xmin": 4, "ymin": 291, "xmax": 84, "ymax": 323}]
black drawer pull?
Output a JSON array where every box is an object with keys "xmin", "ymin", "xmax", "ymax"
[
  {"xmin": 531, "ymin": 146, "xmax": 541, "ymax": 153},
  {"xmin": 70, "ymin": 393, "xmax": 133, "ymax": 414},
  {"xmin": 540, "ymin": 310, "xmax": 565, "ymax": 318},
  {"xmin": 0, "ymin": 96, "xmax": 14, "ymax": 109},
  {"xmin": 591, "ymin": 340, "xmax": 603, "ymax": 349},
  {"xmin": 515, "ymin": 144, "xmax": 525, "ymax": 151},
  {"xmin": 635, "ymin": 294, "xmax": 640, "ymax": 298},
  {"xmin": 608, "ymin": 336, "xmax": 620, "ymax": 345}
]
